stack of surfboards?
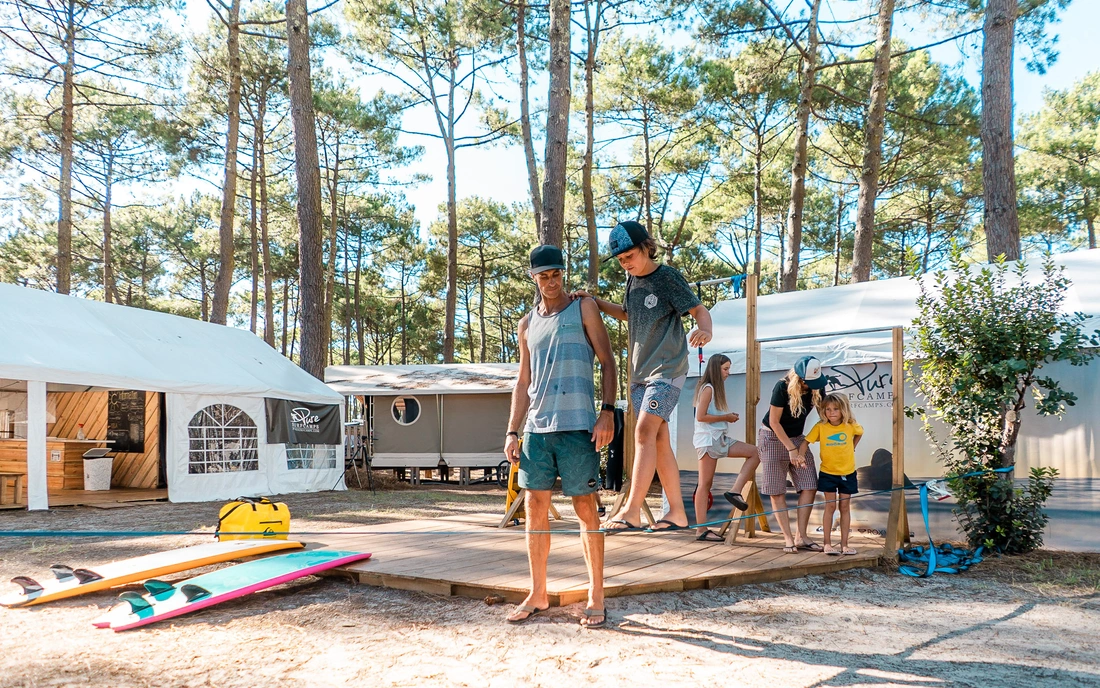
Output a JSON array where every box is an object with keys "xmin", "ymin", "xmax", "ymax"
[{"xmin": 2, "ymin": 540, "xmax": 371, "ymax": 631}]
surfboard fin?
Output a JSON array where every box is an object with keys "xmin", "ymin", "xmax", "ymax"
[
  {"xmin": 72, "ymin": 568, "xmax": 103, "ymax": 584},
  {"xmin": 49, "ymin": 565, "xmax": 75, "ymax": 582},
  {"xmin": 11, "ymin": 576, "xmax": 43, "ymax": 596},
  {"xmin": 142, "ymin": 579, "xmax": 175, "ymax": 597},
  {"xmin": 118, "ymin": 591, "xmax": 152, "ymax": 614},
  {"xmin": 180, "ymin": 584, "xmax": 211, "ymax": 602}
]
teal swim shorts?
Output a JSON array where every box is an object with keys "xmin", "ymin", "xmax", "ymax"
[{"xmin": 519, "ymin": 430, "xmax": 600, "ymax": 496}]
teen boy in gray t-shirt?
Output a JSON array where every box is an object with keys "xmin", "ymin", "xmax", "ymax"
[{"xmin": 580, "ymin": 220, "xmax": 713, "ymax": 534}]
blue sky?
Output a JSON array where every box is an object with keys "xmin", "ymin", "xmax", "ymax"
[{"xmin": 180, "ymin": 0, "xmax": 1099, "ymax": 235}]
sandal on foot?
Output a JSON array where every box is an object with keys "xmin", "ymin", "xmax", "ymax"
[
  {"xmin": 842, "ymin": 548, "xmax": 858, "ymax": 556},
  {"xmin": 797, "ymin": 541, "xmax": 824, "ymax": 552},
  {"xmin": 723, "ymin": 491, "xmax": 749, "ymax": 511},
  {"xmin": 580, "ymin": 608, "xmax": 606, "ymax": 628},
  {"xmin": 505, "ymin": 604, "xmax": 547, "ymax": 625},
  {"xmin": 695, "ymin": 529, "xmax": 724, "ymax": 542},
  {"xmin": 601, "ymin": 519, "xmax": 642, "ymax": 534},
  {"xmin": 782, "ymin": 544, "xmax": 798, "ymax": 553},
  {"xmin": 646, "ymin": 519, "xmax": 687, "ymax": 533}
]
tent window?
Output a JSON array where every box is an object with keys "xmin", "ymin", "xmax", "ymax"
[
  {"xmin": 187, "ymin": 404, "xmax": 259, "ymax": 474},
  {"xmin": 391, "ymin": 396, "xmax": 420, "ymax": 426},
  {"xmin": 286, "ymin": 444, "xmax": 339, "ymax": 470}
]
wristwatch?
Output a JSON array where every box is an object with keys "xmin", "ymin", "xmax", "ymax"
[{"xmin": 601, "ymin": 403, "xmax": 616, "ymax": 412}]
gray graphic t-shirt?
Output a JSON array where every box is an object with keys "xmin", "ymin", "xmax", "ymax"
[{"xmin": 625, "ymin": 265, "xmax": 701, "ymax": 384}]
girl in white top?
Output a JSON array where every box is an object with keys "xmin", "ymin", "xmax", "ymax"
[{"xmin": 692, "ymin": 354, "xmax": 761, "ymax": 542}]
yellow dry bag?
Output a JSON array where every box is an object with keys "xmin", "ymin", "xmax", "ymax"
[{"xmin": 216, "ymin": 497, "xmax": 290, "ymax": 541}]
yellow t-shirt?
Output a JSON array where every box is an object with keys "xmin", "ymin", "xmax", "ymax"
[{"xmin": 805, "ymin": 421, "xmax": 863, "ymax": 476}]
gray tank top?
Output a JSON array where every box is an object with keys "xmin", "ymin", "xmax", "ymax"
[{"xmin": 524, "ymin": 299, "xmax": 597, "ymax": 433}]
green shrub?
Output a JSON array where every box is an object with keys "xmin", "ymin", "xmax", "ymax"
[{"xmin": 909, "ymin": 251, "xmax": 1099, "ymax": 553}]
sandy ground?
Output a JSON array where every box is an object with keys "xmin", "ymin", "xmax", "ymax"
[{"xmin": 1, "ymin": 484, "xmax": 1098, "ymax": 688}]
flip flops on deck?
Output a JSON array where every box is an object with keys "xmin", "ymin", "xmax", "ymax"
[
  {"xmin": 797, "ymin": 541, "xmax": 824, "ymax": 552},
  {"xmin": 646, "ymin": 519, "xmax": 687, "ymax": 533},
  {"xmin": 696, "ymin": 529, "xmax": 724, "ymax": 542},
  {"xmin": 601, "ymin": 519, "xmax": 643, "ymax": 534}
]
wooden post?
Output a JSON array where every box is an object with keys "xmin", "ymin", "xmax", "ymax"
[
  {"xmin": 742, "ymin": 275, "xmax": 769, "ymax": 533},
  {"xmin": 884, "ymin": 326, "xmax": 908, "ymax": 557}
]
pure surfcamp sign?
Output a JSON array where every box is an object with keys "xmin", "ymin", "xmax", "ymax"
[{"xmin": 265, "ymin": 399, "xmax": 341, "ymax": 445}]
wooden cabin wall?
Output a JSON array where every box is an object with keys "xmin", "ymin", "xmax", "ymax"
[{"xmin": 49, "ymin": 391, "xmax": 160, "ymax": 489}]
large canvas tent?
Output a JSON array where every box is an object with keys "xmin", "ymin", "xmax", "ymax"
[
  {"xmin": 670, "ymin": 249, "xmax": 1100, "ymax": 549},
  {"xmin": 0, "ymin": 283, "xmax": 345, "ymax": 508},
  {"xmin": 326, "ymin": 364, "xmax": 517, "ymax": 480}
]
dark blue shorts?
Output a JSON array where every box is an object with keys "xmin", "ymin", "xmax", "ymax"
[{"xmin": 818, "ymin": 470, "xmax": 858, "ymax": 495}]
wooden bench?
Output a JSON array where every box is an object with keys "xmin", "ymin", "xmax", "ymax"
[{"xmin": 0, "ymin": 472, "xmax": 25, "ymax": 506}]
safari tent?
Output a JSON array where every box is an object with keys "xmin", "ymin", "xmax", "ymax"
[
  {"xmin": 325, "ymin": 363, "xmax": 517, "ymax": 482},
  {"xmin": 670, "ymin": 249, "xmax": 1100, "ymax": 548},
  {"xmin": 0, "ymin": 283, "xmax": 345, "ymax": 509}
]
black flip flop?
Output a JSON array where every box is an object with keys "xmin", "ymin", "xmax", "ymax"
[
  {"xmin": 505, "ymin": 604, "xmax": 547, "ymax": 624},
  {"xmin": 601, "ymin": 519, "xmax": 642, "ymax": 534},
  {"xmin": 580, "ymin": 607, "xmax": 606, "ymax": 629},
  {"xmin": 695, "ymin": 529, "xmax": 724, "ymax": 542},
  {"xmin": 798, "ymin": 541, "xmax": 824, "ymax": 552},
  {"xmin": 646, "ymin": 519, "xmax": 687, "ymax": 533}
]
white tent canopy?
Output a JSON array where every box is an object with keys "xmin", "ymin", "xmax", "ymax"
[
  {"xmin": 327, "ymin": 363, "xmax": 518, "ymax": 396},
  {"xmin": 0, "ymin": 284, "xmax": 344, "ymax": 508},
  {"xmin": 700, "ymin": 249, "xmax": 1100, "ymax": 377},
  {"xmin": 672, "ymin": 249, "xmax": 1100, "ymax": 484}
]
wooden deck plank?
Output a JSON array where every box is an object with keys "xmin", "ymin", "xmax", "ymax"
[{"xmin": 318, "ymin": 513, "xmax": 884, "ymax": 606}]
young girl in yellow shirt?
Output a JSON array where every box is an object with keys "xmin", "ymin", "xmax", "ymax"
[{"xmin": 799, "ymin": 394, "xmax": 862, "ymax": 555}]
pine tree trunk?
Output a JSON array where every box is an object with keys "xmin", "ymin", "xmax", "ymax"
[
  {"xmin": 516, "ymin": 0, "xmax": 542, "ymax": 232},
  {"xmin": 287, "ymin": 0, "xmax": 326, "ymax": 378},
  {"xmin": 57, "ymin": 0, "xmax": 76, "ymax": 295},
  {"xmin": 834, "ymin": 195, "xmax": 844, "ymax": 286},
  {"xmin": 323, "ymin": 138, "xmax": 340, "ymax": 365},
  {"xmin": 211, "ymin": 0, "xmax": 243, "ymax": 325},
  {"xmin": 643, "ymin": 115, "xmax": 653, "ymax": 235},
  {"xmin": 354, "ymin": 231, "xmax": 364, "ymax": 365},
  {"xmin": 582, "ymin": 0, "xmax": 603, "ymax": 288},
  {"xmin": 259, "ymin": 96, "xmax": 275, "ymax": 347},
  {"xmin": 102, "ymin": 154, "xmax": 116, "ymax": 303},
  {"xmin": 281, "ymin": 279, "xmax": 289, "ymax": 356},
  {"xmin": 443, "ymin": 100, "xmax": 458, "ymax": 362},
  {"xmin": 850, "ymin": 0, "xmax": 895, "ymax": 283},
  {"xmin": 780, "ymin": 0, "xmax": 821, "ymax": 292},
  {"xmin": 478, "ymin": 242, "xmax": 487, "ymax": 363},
  {"xmin": 981, "ymin": 0, "xmax": 1021, "ymax": 262},
  {"xmin": 539, "ymin": 0, "xmax": 571, "ymax": 248},
  {"xmin": 249, "ymin": 134, "xmax": 259, "ymax": 333}
]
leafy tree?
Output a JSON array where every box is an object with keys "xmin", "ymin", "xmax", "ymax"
[
  {"xmin": 1018, "ymin": 72, "xmax": 1100, "ymax": 252},
  {"xmin": 910, "ymin": 252, "xmax": 1100, "ymax": 552}
]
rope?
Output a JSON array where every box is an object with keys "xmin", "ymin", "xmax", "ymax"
[
  {"xmin": 0, "ymin": 467, "xmax": 1015, "ymax": 539},
  {"xmin": 896, "ymin": 466, "xmax": 1012, "ymax": 577}
]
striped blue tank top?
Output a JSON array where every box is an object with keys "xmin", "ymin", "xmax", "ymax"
[{"xmin": 524, "ymin": 299, "xmax": 597, "ymax": 433}]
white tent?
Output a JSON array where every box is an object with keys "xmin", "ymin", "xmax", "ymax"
[
  {"xmin": 0, "ymin": 283, "xmax": 345, "ymax": 508},
  {"xmin": 673, "ymin": 249, "xmax": 1100, "ymax": 479}
]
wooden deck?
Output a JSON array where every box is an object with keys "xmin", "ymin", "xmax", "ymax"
[
  {"xmin": 0, "ymin": 487, "xmax": 168, "ymax": 510},
  {"xmin": 315, "ymin": 513, "xmax": 884, "ymax": 606}
]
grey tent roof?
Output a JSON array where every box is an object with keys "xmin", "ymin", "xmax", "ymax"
[{"xmin": 325, "ymin": 363, "xmax": 519, "ymax": 395}]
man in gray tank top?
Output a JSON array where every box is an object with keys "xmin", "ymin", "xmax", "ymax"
[{"xmin": 504, "ymin": 244, "xmax": 617, "ymax": 628}]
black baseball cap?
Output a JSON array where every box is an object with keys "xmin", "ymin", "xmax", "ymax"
[
  {"xmin": 605, "ymin": 220, "xmax": 649, "ymax": 260},
  {"xmin": 529, "ymin": 244, "xmax": 565, "ymax": 274}
]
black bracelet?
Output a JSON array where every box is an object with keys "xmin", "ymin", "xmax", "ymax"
[
  {"xmin": 601, "ymin": 403, "xmax": 616, "ymax": 412},
  {"xmin": 506, "ymin": 431, "xmax": 519, "ymax": 437}
]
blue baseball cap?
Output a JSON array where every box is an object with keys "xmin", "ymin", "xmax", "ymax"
[{"xmin": 605, "ymin": 220, "xmax": 649, "ymax": 260}]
